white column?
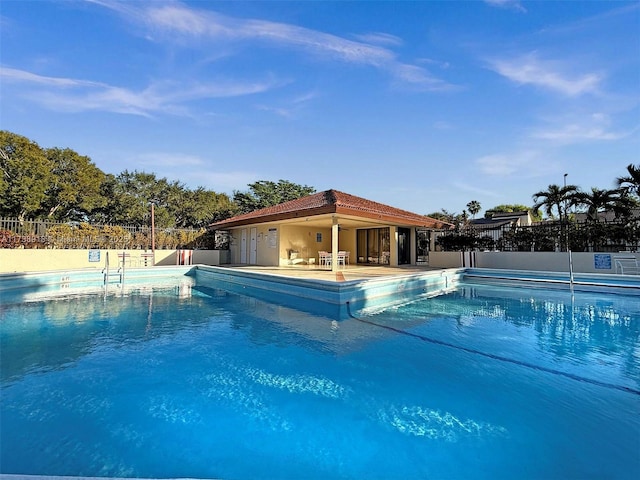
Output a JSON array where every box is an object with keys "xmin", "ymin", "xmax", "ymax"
[{"xmin": 331, "ymin": 217, "xmax": 339, "ymax": 272}]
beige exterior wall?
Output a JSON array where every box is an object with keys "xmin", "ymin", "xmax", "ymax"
[
  {"xmin": 0, "ymin": 249, "xmax": 227, "ymax": 274},
  {"xmin": 227, "ymin": 224, "xmax": 359, "ymax": 266},
  {"xmin": 279, "ymin": 225, "xmax": 330, "ymax": 265},
  {"xmin": 278, "ymin": 224, "xmax": 357, "ymax": 266},
  {"xmin": 429, "ymin": 251, "xmax": 640, "ymax": 274},
  {"xmin": 228, "ymin": 226, "xmax": 280, "ymax": 265}
]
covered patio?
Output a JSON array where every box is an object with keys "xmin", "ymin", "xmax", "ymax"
[{"xmin": 209, "ymin": 189, "xmax": 451, "ymax": 272}]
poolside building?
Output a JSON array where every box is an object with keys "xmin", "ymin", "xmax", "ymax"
[{"xmin": 209, "ymin": 189, "xmax": 451, "ymax": 270}]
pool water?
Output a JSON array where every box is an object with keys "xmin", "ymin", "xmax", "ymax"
[{"xmin": 1, "ymin": 279, "xmax": 639, "ymax": 479}]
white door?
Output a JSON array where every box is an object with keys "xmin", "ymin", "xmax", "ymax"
[
  {"xmin": 240, "ymin": 229, "xmax": 247, "ymax": 264},
  {"xmin": 249, "ymin": 228, "xmax": 257, "ymax": 264}
]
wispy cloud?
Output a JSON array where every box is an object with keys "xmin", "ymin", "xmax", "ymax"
[
  {"xmin": 254, "ymin": 90, "xmax": 319, "ymax": 118},
  {"xmin": 488, "ymin": 52, "xmax": 602, "ymax": 96},
  {"xmin": 475, "ymin": 150, "xmax": 544, "ymax": 177},
  {"xmin": 0, "ymin": 66, "xmax": 105, "ymax": 88},
  {"xmin": 352, "ymin": 32, "xmax": 403, "ymax": 47},
  {"xmin": 93, "ymin": 0, "xmax": 454, "ymax": 91},
  {"xmin": 452, "ymin": 181, "xmax": 501, "ymax": 198},
  {"xmin": 124, "ymin": 150, "xmax": 258, "ymax": 190},
  {"xmin": 484, "ymin": 0, "xmax": 527, "ymax": 13},
  {"xmin": 531, "ymin": 113, "xmax": 637, "ymax": 144},
  {"xmin": 0, "ymin": 66, "xmax": 283, "ymax": 117}
]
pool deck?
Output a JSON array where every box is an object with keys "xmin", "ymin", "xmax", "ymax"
[{"xmin": 216, "ymin": 264, "xmax": 444, "ymax": 282}]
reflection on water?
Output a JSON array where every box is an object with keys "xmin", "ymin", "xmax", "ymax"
[
  {"xmin": 366, "ymin": 283, "xmax": 640, "ymax": 388},
  {"xmin": 1, "ymin": 279, "xmax": 639, "ymax": 479}
]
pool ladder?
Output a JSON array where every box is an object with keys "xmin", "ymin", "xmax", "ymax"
[{"xmin": 102, "ymin": 251, "xmax": 125, "ymax": 287}]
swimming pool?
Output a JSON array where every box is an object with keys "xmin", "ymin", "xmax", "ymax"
[{"xmin": 1, "ymin": 270, "xmax": 639, "ymax": 479}]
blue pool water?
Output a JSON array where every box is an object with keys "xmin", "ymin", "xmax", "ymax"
[{"xmin": 1, "ymin": 277, "xmax": 639, "ymax": 479}]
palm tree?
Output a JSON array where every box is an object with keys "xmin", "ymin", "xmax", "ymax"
[
  {"xmin": 573, "ymin": 187, "xmax": 630, "ymax": 221},
  {"xmin": 466, "ymin": 200, "xmax": 481, "ymax": 219},
  {"xmin": 532, "ymin": 184, "xmax": 579, "ymax": 222},
  {"xmin": 616, "ymin": 164, "xmax": 640, "ymax": 197}
]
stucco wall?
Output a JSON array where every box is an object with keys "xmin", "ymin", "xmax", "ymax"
[
  {"xmin": 0, "ymin": 249, "xmax": 227, "ymax": 274},
  {"xmin": 279, "ymin": 225, "xmax": 332, "ymax": 265},
  {"xmin": 227, "ymin": 224, "xmax": 358, "ymax": 266},
  {"xmin": 429, "ymin": 251, "xmax": 640, "ymax": 274}
]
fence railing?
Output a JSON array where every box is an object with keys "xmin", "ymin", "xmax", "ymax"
[
  {"xmin": 0, "ymin": 218, "xmax": 230, "ymax": 250},
  {"xmin": 435, "ymin": 219, "xmax": 640, "ymax": 253}
]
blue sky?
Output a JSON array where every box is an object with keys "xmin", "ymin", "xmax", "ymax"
[{"xmin": 1, "ymin": 0, "xmax": 638, "ymax": 216}]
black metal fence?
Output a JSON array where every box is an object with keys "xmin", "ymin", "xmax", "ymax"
[
  {"xmin": 435, "ymin": 219, "xmax": 640, "ymax": 253},
  {"xmin": 0, "ymin": 217, "xmax": 230, "ymax": 250}
]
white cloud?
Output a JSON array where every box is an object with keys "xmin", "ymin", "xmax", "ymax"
[
  {"xmin": 93, "ymin": 0, "xmax": 454, "ymax": 91},
  {"xmin": 0, "ymin": 66, "xmax": 105, "ymax": 88},
  {"xmin": 451, "ymin": 181, "xmax": 501, "ymax": 198},
  {"xmin": 531, "ymin": 113, "xmax": 636, "ymax": 143},
  {"xmin": 488, "ymin": 53, "xmax": 602, "ymax": 96},
  {"xmin": 0, "ymin": 67, "xmax": 283, "ymax": 117},
  {"xmin": 255, "ymin": 90, "xmax": 318, "ymax": 118},
  {"xmin": 475, "ymin": 151, "xmax": 542, "ymax": 177},
  {"xmin": 352, "ymin": 32, "xmax": 404, "ymax": 47},
  {"xmin": 484, "ymin": 0, "xmax": 527, "ymax": 13},
  {"xmin": 121, "ymin": 149, "xmax": 258, "ymax": 190}
]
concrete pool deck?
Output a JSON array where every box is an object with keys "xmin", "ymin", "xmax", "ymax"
[{"xmin": 216, "ymin": 264, "xmax": 444, "ymax": 282}]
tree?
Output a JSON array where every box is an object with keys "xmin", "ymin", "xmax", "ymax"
[
  {"xmin": 41, "ymin": 147, "xmax": 106, "ymax": 220},
  {"xmin": 532, "ymin": 184, "xmax": 579, "ymax": 222},
  {"xmin": 616, "ymin": 164, "xmax": 640, "ymax": 198},
  {"xmin": 174, "ymin": 188, "xmax": 237, "ymax": 228},
  {"xmin": 233, "ymin": 180, "xmax": 316, "ymax": 214},
  {"xmin": 573, "ymin": 187, "xmax": 635, "ymax": 221},
  {"xmin": 466, "ymin": 200, "xmax": 481, "ymax": 219},
  {"xmin": 0, "ymin": 131, "xmax": 53, "ymax": 220},
  {"xmin": 426, "ymin": 209, "xmax": 457, "ymax": 224}
]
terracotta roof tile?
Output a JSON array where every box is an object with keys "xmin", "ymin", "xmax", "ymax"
[{"xmin": 210, "ymin": 189, "xmax": 451, "ymax": 229}]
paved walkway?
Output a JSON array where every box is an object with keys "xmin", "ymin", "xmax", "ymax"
[{"xmin": 217, "ymin": 264, "xmax": 446, "ymax": 282}]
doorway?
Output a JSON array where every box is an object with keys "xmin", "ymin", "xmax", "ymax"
[{"xmin": 397, "ymin": 227, "xmax": 411, "ymax": 265}]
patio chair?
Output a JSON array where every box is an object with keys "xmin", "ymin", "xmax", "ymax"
[
  {"xmin": 337, "ymin": 251, "xmax": 349, "ymax": 266},
  {"xmin": 318, "ymin": 251, "xmax": 331, "ymax": 266}
]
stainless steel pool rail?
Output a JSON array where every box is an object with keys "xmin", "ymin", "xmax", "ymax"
[
  {"xmin": 568, "ymin": 249, "xmax": 575, "ymax": 293},
  {"xmin": 102, "ymin": 251, "xmax": 125, "ymax": 288}
]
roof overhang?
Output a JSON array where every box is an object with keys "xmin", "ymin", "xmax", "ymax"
[
  {"xmin": 213, "ymin": 207, "xmax": 448, "ymax": 230},
  {"xmin": 209, "ymin": 189, "xmax": 453, "ymax": 230}
]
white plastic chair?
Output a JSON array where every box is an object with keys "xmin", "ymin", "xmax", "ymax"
[{"xmin": 318, "ymin": 251, "xmax": 331, "ymax": 266}]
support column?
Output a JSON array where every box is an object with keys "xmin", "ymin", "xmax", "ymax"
[{"xmin": 331, "ymin": 217, "xmax": 339, "ymax": 272}]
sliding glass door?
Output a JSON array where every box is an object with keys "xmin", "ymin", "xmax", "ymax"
[
  {"xmin": 397, "ymin": 227, "xmax": 411, "ymax": 265},
  {"xmin": 357, "ymin": 228, "xmax": 390, "ymax": 264}
]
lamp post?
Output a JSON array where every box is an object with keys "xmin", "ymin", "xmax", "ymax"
[
  {"xmin": 150, "ymin": 201, "xmax": 156, "ymax": 266},
  {"xmin": 563, "ymin": 173, "xmax": 568, "ymax": 252}
]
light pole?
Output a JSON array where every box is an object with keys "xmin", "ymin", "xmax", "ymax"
[
  {"xmin": 150, "ymin": 201, "xmax": 156, "ymax": 266},
  {"xmin": 563, "ymin": 173, "xmax": 568, "ymax": 251}
]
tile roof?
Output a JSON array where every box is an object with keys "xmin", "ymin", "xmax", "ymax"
[{"xmin": 210, "ymin": 189, "xmax": 451, "ymax": 229}]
